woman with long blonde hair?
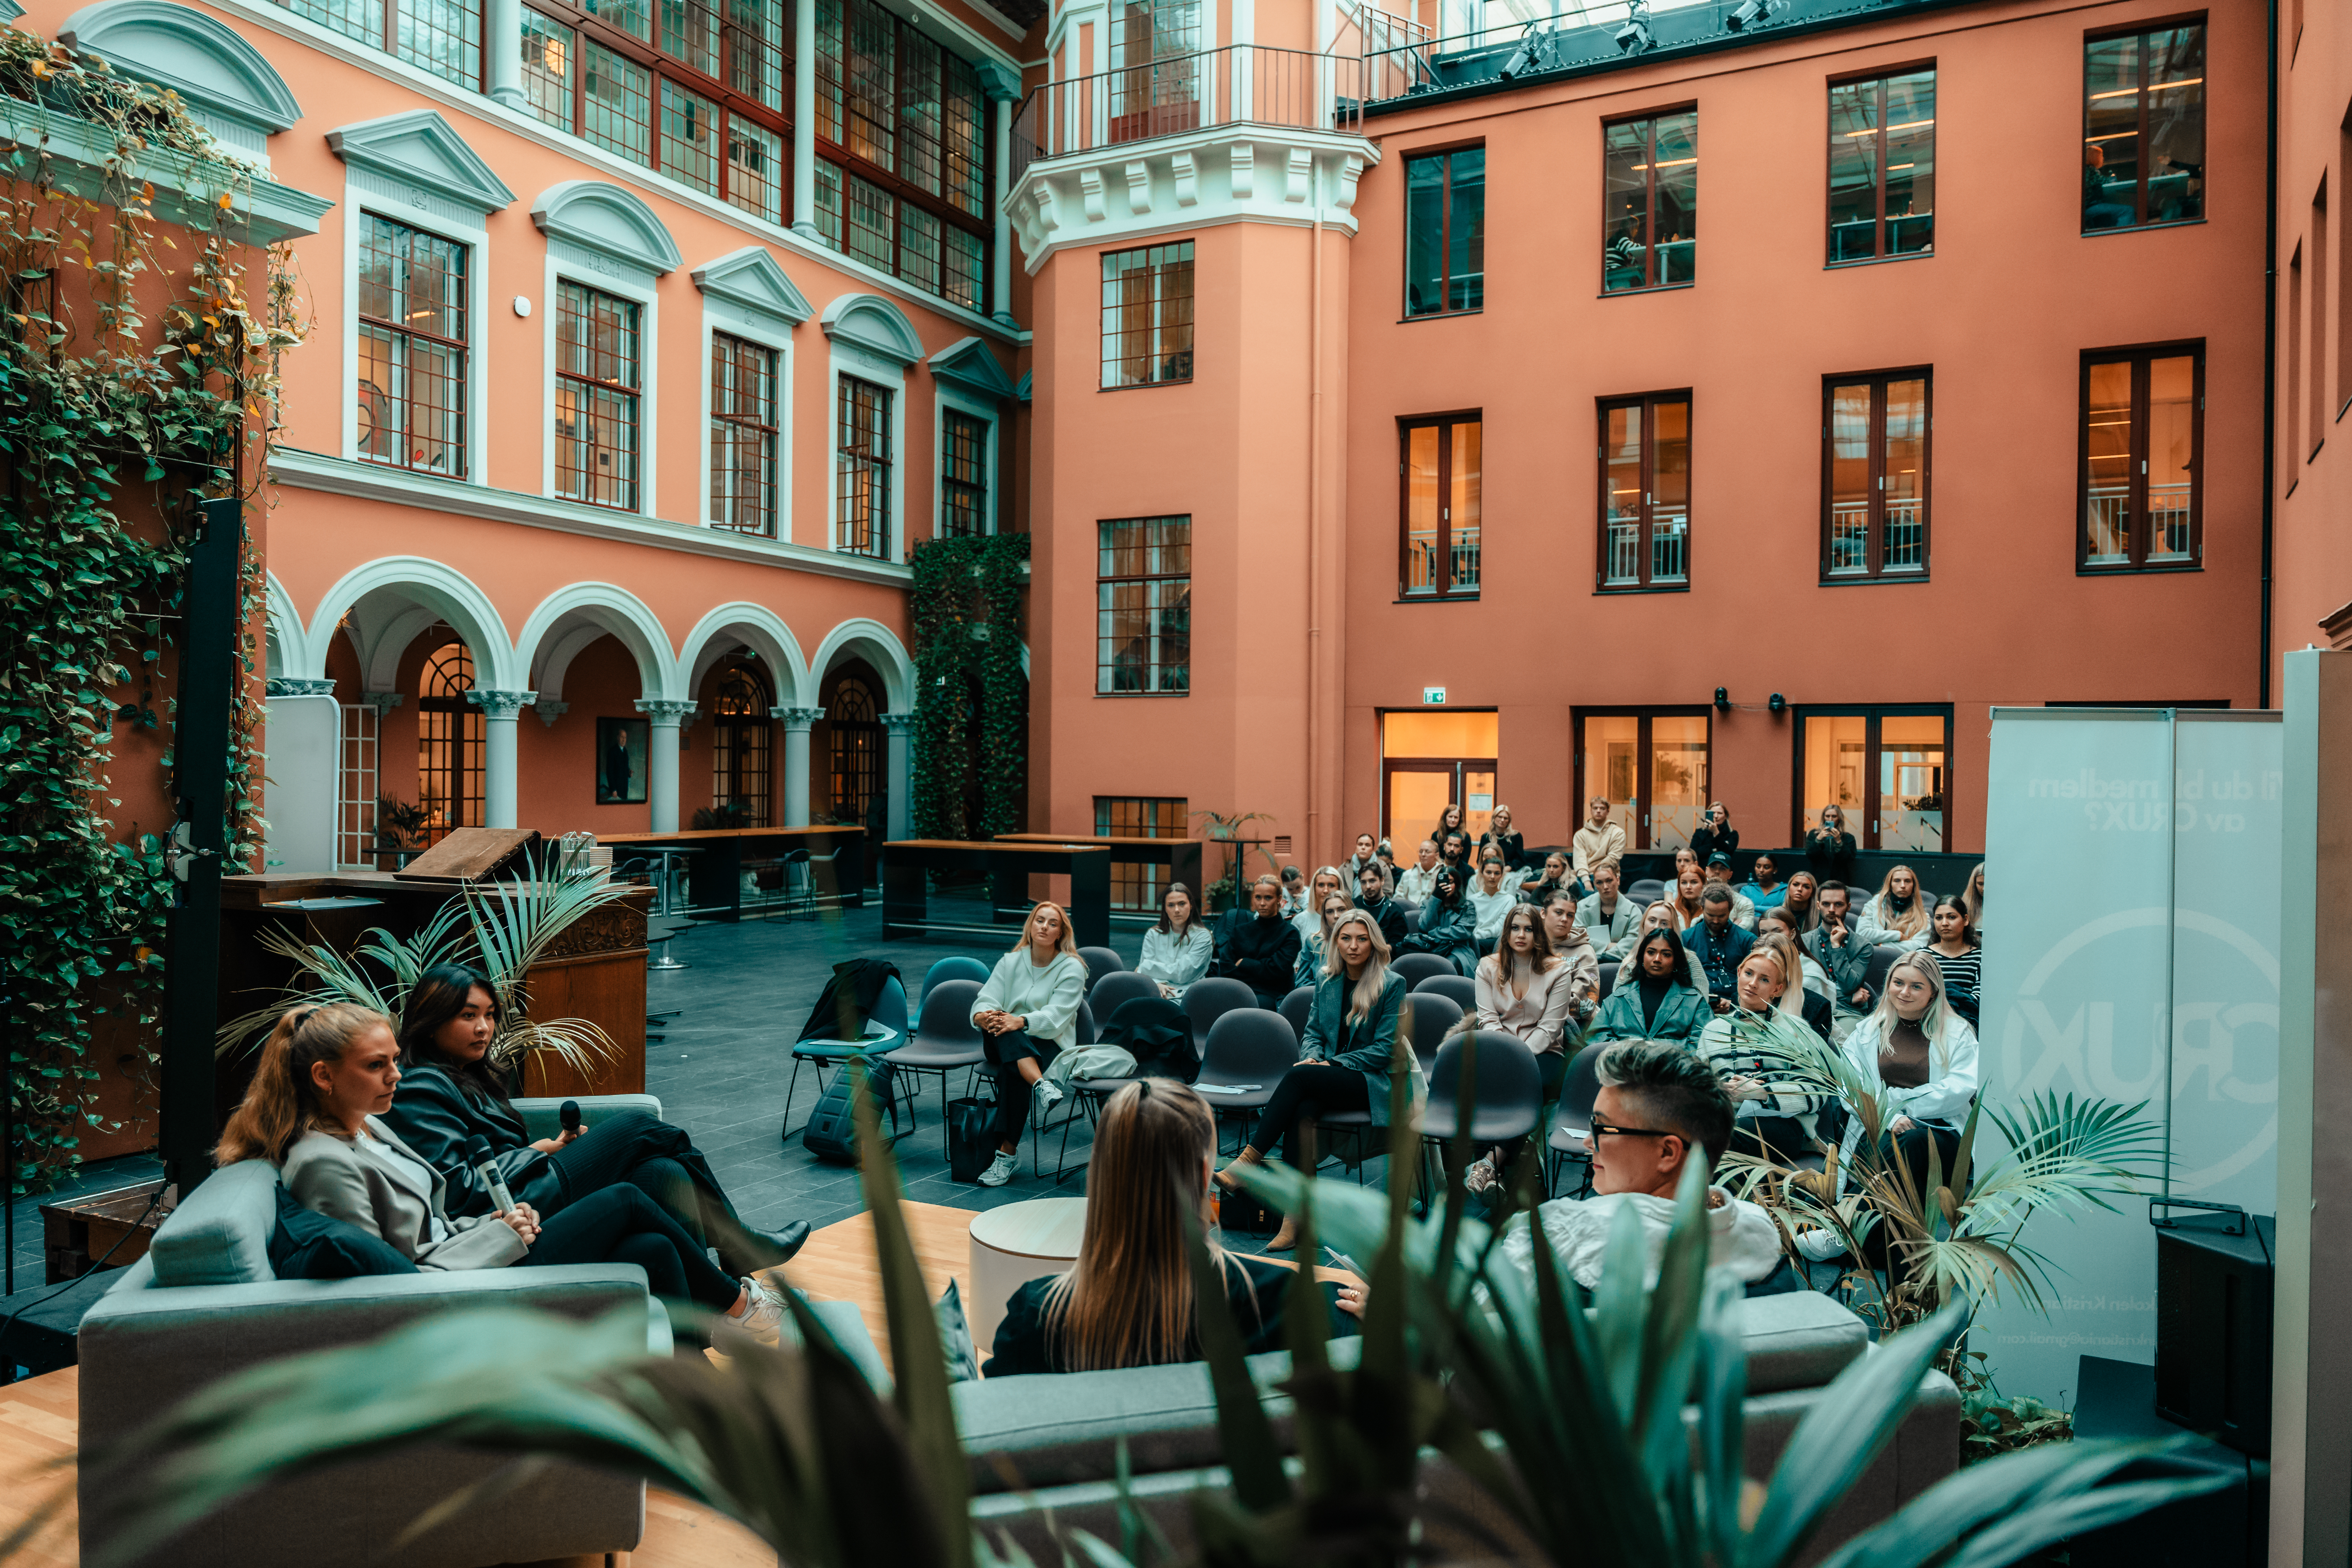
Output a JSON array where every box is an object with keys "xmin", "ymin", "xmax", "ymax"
[
  {"xmin": 1694, "ymin": 935, "xmax": 1826, "ymax": 1162},
  {"xmin": 970, "ymin": 900, "xmax": 1091, "ymax": 1188},
  {"xmin": 1857, "ymin": 864, "xmax": 1933, "ymax": 947},
  {"xmin": 224, "ymin": 1004, "xmax": 786, "ymax": 1340},
  {"xmin": 1216, "ymin": 908, "xmax": 1426, "ymax": 1251},
  {"xmin": 989, "ymin": 1081, "xmax": 1362, "ymax": 1374}
]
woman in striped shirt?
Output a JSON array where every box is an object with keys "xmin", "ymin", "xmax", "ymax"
[{"xmin": 1925, "ymin": 895, "xmax": 1982, "ymax": 1024}]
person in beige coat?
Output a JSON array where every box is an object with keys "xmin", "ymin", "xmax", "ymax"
[{"xmin": 217, "ymin": 1002, "xmax": 787, "ymax": 1341}]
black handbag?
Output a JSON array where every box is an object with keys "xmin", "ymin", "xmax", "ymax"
[{"xmin": 948, "ymin": 1091, "xmax": 1001, "ymax": 1183}]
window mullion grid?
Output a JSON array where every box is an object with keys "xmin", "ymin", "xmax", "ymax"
[
  {"xmin": 2131, "ymin": 355, "xmax": 2152, "ymax": 567},
  {"xmin": 1639, "ymin": 398, "xmax": 1657, "ymax": 587},
  {"xmin": 1873, "ymin": 80, "xmax": 1889, "ymax": 258},
  {"xmin": 1860, "ymin": 716, "xmax": 1881, "ymax": 850},
  {"xmin": 2135, "ymin": 42, "xmax": 2152, "ymax": 227},
  {"xmin": 1635, "ymin": 715, "xmax": 1653, "ymax": 849},
  {"xmin": 1435, "ymin": 420, "xmax": 1454, "ymax": 598},
  {"xmin": 1437, "ymin": 155, "xmax": 1452, "ymax": 310},
  {"xmin": 1866, "ymin": 380, "xmax": 1886, "ymax": 577},
  {"xmin": 1643, "ymin": 123, "xmax": 1660, "ymax": 289}
]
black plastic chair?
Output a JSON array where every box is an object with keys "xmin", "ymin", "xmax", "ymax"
[
  {"xmin": 1862, "ymin": 943, "xmax": 1902, "ymax": 1002},
  {"xmin": 1422, "ymin": 1031, "xmax": 1543, "ymax": 1196},
  {"xmin": 1545, "ymin": 1042, "xmax": 1610, "ymax": 1198},
  {"xmin": 1078, "ymin": 945, "xmax": 1127, "ymax": 991},
  {"xmin": 1277, "ymin": 985, "xmax": 1315, "ymax": 1041},
  {"xmin": 1089, "ymin": 969, "xmax": 1162, "ymax": 1020},
  {"xmin": 1390, "ymin": 952, "xmax": 1456, "ymax": 990},
  {"xmin": 1626, "ymin": 878, "xmax": 1667, "ymax": 908},
  {"xmin": 1402, "ymin": 991, "xmax": 1462, "ymax": 1071},
  {"xmin": 783, "ymin": 975, "xmax": 909, "ymax": 1140},
  {"xmin": 1183, "ymin": 977, "xmax": 1259, "ymax": 1043},
  {"xmin": 1414, "ymin": 973, "xmax": 1478, "ymax": 1013},
  {"xmin": 881, "ymin": 978, "xmax": 985, "ymax": 1137},
  {"xmin": 1597, "ymin": 959, "xmax": 1621, "ymax": 996},
  {"xmin": 1194, "ymin": 1009, "xmax": 1300, "ymax": 1152}
]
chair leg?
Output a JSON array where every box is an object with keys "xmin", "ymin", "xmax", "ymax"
[{"xmin": 780, "ymin": 1057, "xmax": 804, "ymax": 1139}]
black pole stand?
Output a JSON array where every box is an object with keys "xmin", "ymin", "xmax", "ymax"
[{"xmin": 157, "ymin": 493, "xmax": 245, "ymax": 1198}]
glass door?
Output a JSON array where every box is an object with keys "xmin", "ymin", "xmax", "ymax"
[
  {"xmin": 1794, "ymin": 707, "xmax": 1953, "ymax": 850},
  {"xmin": 1575, "ymin": 709, "xmax": 1712, "ymax": 850},
  {"xmin": 1379, "ymin": 710, "xmax": 1502, "ymax": 854}
]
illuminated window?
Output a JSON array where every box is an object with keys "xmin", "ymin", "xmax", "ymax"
[
  {"xmin": 1598, "ymin": 393, "xmax": 1690, "ymax": 589},
  {"xmin": 356, "ymin": 216, "xmax": 467, "ymax": 478},
  {"xmin": 1823, "ymin": 372, "xmax": 1930, "ymax": 580},
  {"xmin": 836, "ymin": 375, "xmax": 892, "ymax": 557},
  {"xmin": 416, "ymin": 641, "xmax": 484, "ymax": 842},
  {"xmin": 1828, "ymin": 69, "xmax": 1935, "ymax": 263},
  {"xmin": 2083, "ymin": 21, "xmax": 2206, "ymax": 232},
  {"xmin": 710, "ymin": 665, "xmax": 771, "ymax": 826},
  {"xmin": 554, "ymin": 281, "xmax": 641, "ymax": 511},
  {"xmin": 1102, "ymin": 242, "xmax": 1193, "ymax": 388},
  {"xmin": 1098, "ymin": 517, "xmax": 1190, "ymax": 694},
  {"xmin": 710, "ymin": 333, "xmax": 778, "ymax": 536},
  {"xmin": 2081, "ymin": 345, "xmax": 2202, "ymax": 570},
  {"xmin": 1603, "ymin": 110, "xmax": 1696, "ymax": 292}
]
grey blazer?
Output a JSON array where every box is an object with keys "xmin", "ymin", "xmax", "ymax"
[{"xmin": 281, "ymin": 1116, "xmax": 529, "ymax": 1272}]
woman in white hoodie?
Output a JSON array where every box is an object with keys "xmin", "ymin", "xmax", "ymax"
[{"xmin": 970, "ymin": 901, "xmax": 1092, "ymax": 1188}]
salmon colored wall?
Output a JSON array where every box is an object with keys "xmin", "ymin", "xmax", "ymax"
[
  {"xmin": 2272, "ymin": 0, "xmax": 2352, "ymax": 675},
  {"xmin": 1030, "ymin": 219, "xmax": 1350, "ymax": 866},
  {"xmin": 1330, "ymin": 0, "xmax": 2269, "ymax": 856}
]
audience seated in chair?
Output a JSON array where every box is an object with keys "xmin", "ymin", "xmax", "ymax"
[
  {"xmin": 1588, "ymin": 926, "xmax": 1712, "ymax": 1045},
  {"xmin": 988, "ymin": 1080, "xmax": 1361, "ymax": 1376},
  {"xmin": 1755, "ymin": 907, "xmax": 1836, "ymax": 1040},
  {"xmin": 226, "ymin": 1002, "xmax": 788, "ymax": 1345},
  {"xmin": 1572, "ymin": 797, "xmax": 1627, "ymax": 895},
  {"xmin": 1296, "ymin": 890, "xmax": 1356, "ymax": 990},
  {"xmin": 1608, "ymin": 903, "xmax": 1710, "ymax": 997},
  {"xmin": 1213, "ymin": 875, "xmax": 1304, "ymax": 1007},
  {"xmin": 1804, "ymin": 881, "xmax": 1877, "ymax": 1043},
  {"xmin": 1215, "ymin": 909, "xmax": 1427, "ymax": 1252},
  {"xmin": 1396, "ymin": 864, "xmax": 1480, "ymax": 976},
  {"xmin": 1136, "ymin": 881, "xmax": 1215, "ymax": 1001},
  {"xmin": 1856, "ymin": 865, "xmax": 1934, "ymax": 950},
  {"xmin": 1702, "ymin": 853, "xmax": 1758, "ymax": 930},
  {"xmin": 1577, "ymin": 860, "xmax": 1644, "ymax": 960},
  {"xmin": 1394, "ymin": 838, "xmax": 1443, "ymax": 906},
  {"xmin": 970, "ymin": 901, "xmax": 1092, "ymax": 1188},
  {"xmin": 1685, "ymin": 883, "xmax": 1756, "ymax": 996},
  {"xmin": 380, "ymin": 963, "xmax": 809, "ymax": 1271},
  {"xmin": 1353, "ymin": 859, "xmax": 1411, "ymax": 948},
  {"xmin": 1696, "ymin": 936, "xmax": 1829, "ymax": 1165},
  {"xmin": 1288, "ymin": 866, "xmax": 1347, "ymax": 947},
  {"xmin": 1494, "ymin": 1040, "xmax": 1786, "ymax": 1292}
]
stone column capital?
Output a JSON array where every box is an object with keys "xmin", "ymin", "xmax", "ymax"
[
  {"xmin": 266, "ymin": 677, "xmax": 337, "ymax": 698},
  {"xmin": 772, "ymin": 705, "xmax": 825, "ymax": 730},
  {"xmin": 358, "ymin": 691, "xmax": 402, "ymax": 716},
  {"xmin": 466, "ymin": 688, "xmax": 538, "ymax": 719},
  {"xmin": 636, "ymin": 699, "xmax": 698, "ymax": 724},
  {"xmin": 535, "ymin": 699, "xmax": 569, "ymax": 728},
  {"xmin": 881, "ymin": 712, "xmax": 917, "ymax": 735}
]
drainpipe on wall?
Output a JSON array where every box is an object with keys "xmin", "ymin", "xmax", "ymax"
[{"xmin": 2260, "ymin": 0, "xmax": 2278, "ymax": 709}]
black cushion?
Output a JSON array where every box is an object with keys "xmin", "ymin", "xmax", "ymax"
[{"xmin": 267, "ymin": 1183, "xmax": 419, "ymax": 1280}]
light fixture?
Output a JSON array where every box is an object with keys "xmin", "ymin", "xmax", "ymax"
[
  {"xmin": 1769, "ymin": 692, "xmax": 1786, "ymax": 715},
  {"xmin": 1713, "ymin": 686, "xmax": 1731, "ymax": 711},
  {"xmin": 1726, "ymin": 0, "xmax": 1776, "ymax": 30},
  {"xmin": 1615, "ymin": 14, "xmax": 1652, "ymax": 51},
  {"xmin": 1499, "ymin": 23, "xmax": 1552, "ymax": 79}
]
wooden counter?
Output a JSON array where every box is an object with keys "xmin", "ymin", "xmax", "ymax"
[
  {"xmin": 880, "ymin": 840, "xmax": 1112, "ymax": 947},
  {"xmin": 600, "ymin": 825, "xmax": 866, "ymax": 917}
]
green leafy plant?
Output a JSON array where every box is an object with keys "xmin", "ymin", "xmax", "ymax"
[
  {"xmin": 1190, "ymin": 809, "xmax": 1281, "ymax": 912},
  {"xmin": 373, "ymin": 795, "xmax": 429, "ymax": 850},
  {"xmin": 43, "ymin": 1045, "xmax": 2224, "ymax": 1568},
  {"xmin": 212, "ymin": 846, "xmax": 636, "ymax": 1082},
  {"xmin": 909, "ymin": 533, "xmax": 1028, "ymax": 842},
  {"xmin": 0, "ymin": 24, "xmax": 307, "ymax": 1194}
]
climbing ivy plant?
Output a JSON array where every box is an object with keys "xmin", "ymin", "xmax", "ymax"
[
  {"xmin": 908, "ymin": 533, "xmax": 1029, "ymax": 842},
  {"xmin": 0, "ymin": 30, "xmax": 306, "ymax": 1193}
]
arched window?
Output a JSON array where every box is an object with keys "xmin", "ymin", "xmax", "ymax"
[
  {"xmin": 416, "ymin": 640, "xmax": 484, "ymax": 841},
  {"xmin": 710, "ymin": 665, "xmax": 771, "ymax": 827},
  {"xmin": 828, "ymin": 676, "xmax": 882, "ymax": 827}
]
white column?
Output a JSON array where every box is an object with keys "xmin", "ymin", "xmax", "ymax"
[
  {"xmin": 881, "ymin": 712, "xmax": 914, "ymax": 842},
  {"xmin": 468, "ymin": 689, "xmax": 537, "ymax": 829},
  {"xmin": 774, "ymin": 705, "xmax": 822, "ymax": 826},
  {"xmin": 636, "ymin": 699, "xmax": 696, "ymax": 832},
  {"xmin": 486, "ymin": 0, "xmax": 524, "ymax": 109},
  {"xmin": 791, "ymin": 0, "xmax": 820, "ymax": 239},
  {"xmin": 991, "ymin": 96, "xmax": 1016, "ymax": 323}
]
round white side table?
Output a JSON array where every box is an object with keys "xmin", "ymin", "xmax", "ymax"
[{"xmin": 967, "ymin": 1196, "xmax": 1089, "ymax": 1361}]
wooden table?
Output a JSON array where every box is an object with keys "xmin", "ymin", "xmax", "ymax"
[
  {"xmin": 881, "ymin": 840, "xmax": 1111, "ymax": 947},
  {"xmin": 218, "ymin": 872, "xmax": 654, "ymax": 1110},
  {"xmin": 993, "ymin": 833, "xmax": 1205, "ymax": 914},
  {"xmin": 38, "ymin": 1183, "xmax": 168, "ymax": 1284},
  {"xmin": 602, "ymin": 826, "xmax": 866, "ymax": 919}
]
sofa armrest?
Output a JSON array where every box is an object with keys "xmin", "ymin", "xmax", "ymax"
[
  {"xmin": 511, "ymin": 1094, "xmax": 665, "ymax": 1139},
  {"xmin": 77, "ymin": 1265, "xmax": 652, "ymax": 1450}
]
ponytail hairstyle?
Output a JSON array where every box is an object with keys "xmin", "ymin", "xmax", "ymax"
[
  {"xmin": 397, "ymin": 963, "xmax": 510, "ymax": 1104},
  {"xmin": 216, "ymin": 1002, "xmax": 392, "ymax": 1166}
]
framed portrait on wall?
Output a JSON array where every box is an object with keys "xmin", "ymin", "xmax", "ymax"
[{"xmin": 598, "ymin": 717, "xmax": 649, "ymax": 805}]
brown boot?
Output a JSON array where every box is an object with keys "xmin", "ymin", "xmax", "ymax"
[
  {"xmin": 1265, "ymin": 1216, "xmax": 1299, "ymax": 1252},
  {"xmin": 1214, "ymin": 1146, "xmax": 1264, "ymax": 1193}
]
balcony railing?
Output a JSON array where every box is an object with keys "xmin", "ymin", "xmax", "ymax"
[
  {"xmin": 2086, "ymin": 482, "xmax": 2192, "ymax": 564},
  {"xmin": 1827, "ymin": 499, "xmax": 1924, "ymax": 575},
  {"xmin": 1603, "ymin": 507, "xmax": 1687, "ymax": 586},
  {"xmin": 1009, "ymin": 43, "xmax": 1367, "ymax": 185}
]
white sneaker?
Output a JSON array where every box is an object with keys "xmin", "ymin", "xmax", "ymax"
[
  {"xmin": 1034, "ymin": 1079, "xmax": 1065, "ymax": 1113},
  {"xmin": 728, "ymin": 1275, "xmax": 787, "ymax": 1345},
  {"xmin": 977, "ymin": 1151, "xmax": 1019, "ymax": 1187},
  {"xmin": 1795, "ymin": 1227, "xmax": 1847, "ymax": 1262}
]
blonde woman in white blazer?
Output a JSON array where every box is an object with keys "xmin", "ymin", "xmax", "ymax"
[{"xmin": 1799, "ymin": 951, "xmax": 1979, "ymax": 1268}]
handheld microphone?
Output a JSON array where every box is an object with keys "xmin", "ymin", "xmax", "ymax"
[
  {"xmin": 466, "ymin": 1134, "xmax": 515, "ymax": 1215},
  {"xmin": 559, "ymin": 1099, "xmax": 582, "ymax": 1137}
]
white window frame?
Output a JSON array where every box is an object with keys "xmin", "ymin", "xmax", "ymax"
[
  {"xmin": 543, "ymin": 244, "xmax": 662, "ymax": 516},
  {"xmin": 697, "ymin": 301, "xmax": 795, "ymax": 542},
  {"xmin": 934, "ymin": 384, "xmax": 999, "ymax": 538},
  {"xmin": 340, "ymin": 178, "xmax": 491, "ymax": 478},
  {"xmin": 827, "ymin": 345, "xmax": 908, "ymax": 563}
]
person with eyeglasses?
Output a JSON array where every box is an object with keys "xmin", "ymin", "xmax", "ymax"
[{"xmin": 1492, "ymin": 1040, "xmax": 1788, "ymax": 1292}]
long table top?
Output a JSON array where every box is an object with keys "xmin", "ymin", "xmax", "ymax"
[
  {"xmin": 601, "ymin": 826, "xmax": 864, "ymax": 844},
  {"xmin": 885, "ymin": 839, "xmax": 1110, "ymax": 856},
  {"xmin": 993, "ymin": 833, "xmax": 1201, "ymax": 850}
]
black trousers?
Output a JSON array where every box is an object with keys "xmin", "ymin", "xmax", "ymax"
[
  {"xmin": 1857, "ymin": 1121, "xmax": 1963, "ymax": 1278},
  {"xmin": 1728, "ymin": 1114, "xmax": 1814, "ymax": 1164},
  {"xmin": 546, "ymin": 1110, "xmax": 746, "ymax": 1261},
  {"xmin": 526, "ymin": 1183, "xmax": 739, "ymax": 1310},
  {"xmin": 1250, "ymin": 1062, "xmax": 1371, "ymax": 1163},
  {"xmin": 983, "ymin": 1029, "xmax": 1058, "ymax": 1146}
]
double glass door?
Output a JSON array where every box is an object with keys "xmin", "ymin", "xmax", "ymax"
[
  {"xmin": 1384, "ymin": 759, "xmax": 1496, "ymax": 853},
  {"xmin": 1575, "ymin": 710, "xmax": 1710, "ymax": 850}
]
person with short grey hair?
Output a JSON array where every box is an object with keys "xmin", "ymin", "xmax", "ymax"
[{"xmin": 1493, "ymin": 1040, "xmax": 1785, "ymax": 1291}]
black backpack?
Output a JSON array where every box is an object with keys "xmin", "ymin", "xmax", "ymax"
[{"xmin": 801, "ymin": 1061, "xmax": 898, "ymax": 1164}]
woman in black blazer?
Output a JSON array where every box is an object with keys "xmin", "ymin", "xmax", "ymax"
[
  {"xmin": 379, "ymin": 964, "xmax": 809, "ymax": 1275},
  {"xmin": 1688, "ymin": 803, "xmax": 1739, "ymax": 867},
  {"xmin": 1477, "ymin": 802, "xmax": 1528, "ymax": 871}
]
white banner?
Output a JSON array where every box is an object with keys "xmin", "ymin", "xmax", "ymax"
[{"xmin": 1977, "ymin": 709, "xmax": 2281, "ymax": 1400}]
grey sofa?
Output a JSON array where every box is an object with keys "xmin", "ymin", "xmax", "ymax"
[
  {"xmin": 939, "ymin": 1288, "xmax": 1957, "ymax": 1563},
  {"xmin": 78, "ymin": 1094, "xmax": 667, "ymax": 1568}
]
